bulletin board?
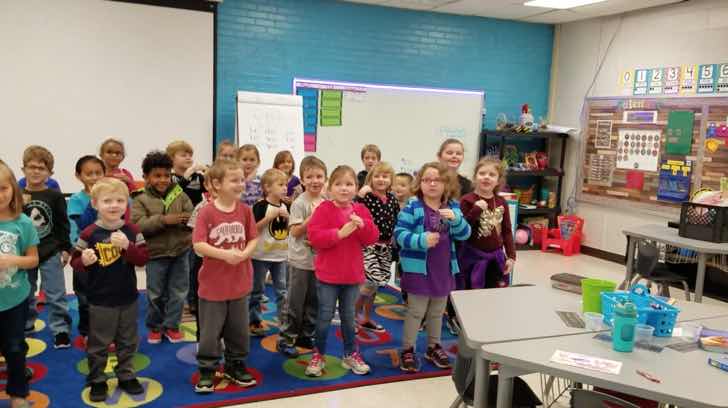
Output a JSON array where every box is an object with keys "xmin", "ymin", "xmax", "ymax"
[{"xmin": 578, "ymin": 96, "xmax": 728, "ymax": 215}]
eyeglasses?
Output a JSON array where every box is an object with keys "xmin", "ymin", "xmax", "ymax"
[{"xmin": 421, "ymin": 178, "xmax": 443, "ymax": 185}]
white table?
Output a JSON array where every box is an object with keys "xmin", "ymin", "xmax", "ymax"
[
  {"xmin": 623, "ymin": 224, "xmax": 728, "ymax": 303},
  {"xmin": 484, "ymin": 315, "xmax": 728, "ymax": 408},
  {"xmin": 451, "ymin": 285, "xmax": 728, "ymax": 408}
]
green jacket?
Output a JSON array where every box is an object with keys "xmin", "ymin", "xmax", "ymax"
[{"xmin": 131, "ymin": 184, "xmax": 194, "ymax": 258}]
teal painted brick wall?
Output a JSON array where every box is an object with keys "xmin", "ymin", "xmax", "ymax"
[{"xmin": 217, "ymin": 0, "xmax": 553, "ymax": 145}]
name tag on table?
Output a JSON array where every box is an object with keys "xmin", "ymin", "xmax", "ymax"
[{"xmin": 550, "ymin": 350, "xmax": 622, "ymax": 375}]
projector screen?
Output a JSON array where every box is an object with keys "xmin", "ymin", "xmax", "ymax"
[{"xmin": 0, "ymin": 0, "xmax": 214, "ymax": 191}]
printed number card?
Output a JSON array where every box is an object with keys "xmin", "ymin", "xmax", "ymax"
[
  {"xmin": 648, "ymin": 68, "xmax": 664, "ymax": 95},
  {"xmin": 718, "ymin": 63, "xmax": 728, "ymax": 94},
  {"xmin": 697, "ymin": 64, "xmax": 717, "ymax": 94},
  {"xmin": 633, "ymin": 69, "xmax": 650, "ymax": 95},
  {"xmin": 619, "ymin": 71, "xmax": 635, "ymax": 96},
  {"xmin": 663, "ymin": 67, "xmax": 680, "ymax": 94},
  {"xmin": 680, "ymin": 65, "xmax": 697, "ymax": 94}
]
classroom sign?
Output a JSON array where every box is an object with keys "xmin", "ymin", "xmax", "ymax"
[{"xmin": 620, "ymin": 62, "xmax": 728, "ymax": 96}]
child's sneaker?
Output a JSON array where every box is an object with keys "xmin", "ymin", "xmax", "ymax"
[
  {"xmin": 54, "ymin": 332, "xmax": 71, "ymax": 349},
  {"xmin": 445, "ymin": 316, "xmax": 460, "ymax": 336},
  {"xmin": 342, "ymin": 351, "xmax": 370, "ymax": 375},
  {"xmin": 276, "ymin": 339, "xmax": 299, "ymax": 358},
  {"xmin": 249, "ymin": 322, "xmax": 266, "ymax": 337},
  {"xmin": 88, "ymin": 381, "xmax": 108, "ymax": 402},
  {"xmin": 118, "ymin": 378, "xmax": 144, "ymax": 395},
  {"xmin": 164, "ymin": 328, "xmax": 184, "ymax": 343},
  {"xmin": 305, "ymin": 352, "xmax": 325, "ymax": 377},
  {"xmin": 425, "ymin": 344, "xmax": 451, "ymax": 369},
  {"xmin": 223, "ymin": 361, "xmax": 256, "ymax": 387},
  {"xmin": 194, "ymin": 370, "xmax": 215, "ymax": 394},
  {"xmin": 400, "ymin": 347, "xmax": 418, "ymax": 373},
  {"xmin": 359, "ymin": 320, "xmax": 386, "ymax": 333},
  {"xmin": 147, "ymin": 330, "xmax": 162, "ymax": 344}
]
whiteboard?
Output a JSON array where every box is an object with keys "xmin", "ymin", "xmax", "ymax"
[
  {"xmin": 0, "ymin": 0, "xmax": 214, "ymax": 190},
  {"xmin": 236, "ymin": 91, "xmax": 305, "ymax": 173},
  {"xmin": 293, "ymin": 79, "xmax": 484, "ymax": 176}
]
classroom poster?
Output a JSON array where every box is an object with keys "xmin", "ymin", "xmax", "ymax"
[
  {"xmin": 633, "ymin": 69, "xmax": 650, "ymax": 95},
  {"xmin": 680, "ymin": 65, "xmax": 697, "ymax": 94},
  {"xmin": 595, "ymin": 120, "xmax": 613, "ymax": 149},
  {"xmin": 666, "ymin": 111, "xmax": 694, "ymax": 155},
  {"xmin": 648, "ymin": 68, "xmax": 664, "ymax": 95},
  {"xmin": 718, "ymin": 63, "xmax": 728, "ymax": 93},
  {"xmin": 588, "ymin": 153, "xmax": 615, "ymax": 186},
  {"xmin": 663, "ymin": 67, "xmax": 680, "ymax": 94},
  {"xmin": 619, "ymin": 71, "xmax": 634, "ymax": 96},
  {"xmin": 697, "ymin": 64, "xmax": 717, "ymax": 93},
  {"xmin": 297, "ymin": 87, "xmax": 320, "ymax": 152},
  {"xmin": 320, "ymin": 90, "xmax": 342, "ymax": 126},
  {"xmin": 616, "ymin": 129, "xmax": 661, "ymax": 172}
]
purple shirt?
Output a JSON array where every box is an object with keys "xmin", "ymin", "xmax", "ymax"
[
  {"xmin": 401, "ymin": 205, "xmax": 454, "ymax": 298},
  {"xmin": 287, "ymin": 175, "xmax": 301, "ymax": 197}
]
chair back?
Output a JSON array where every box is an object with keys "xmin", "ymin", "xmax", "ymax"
[
  {"xmin": 635, "ymin": 241, "xmax": 659, "ymax": 279},
  {"xmin": 569, "ymin": 389, "xmax": 640, "ymax": 408}
]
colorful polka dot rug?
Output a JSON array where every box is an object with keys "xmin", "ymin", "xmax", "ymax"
[{"xmin": 0, "ymin": 286, "xmax": 455, "ymax": 407}]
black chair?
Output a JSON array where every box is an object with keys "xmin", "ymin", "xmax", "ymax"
[
  {"xmin": 569, "ymin": 389, "xmax": 639, "ymax": 408},
  {"xmin": 631, "ymin": 241, "xmax": 691, "ymax": 301}
]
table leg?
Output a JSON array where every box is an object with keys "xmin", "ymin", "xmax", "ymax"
[
  {"xmin": 496, "ymin": 365, "xmax": 517, "ymax": 408},
  {"xmin": 473, "ymin": 354, "xmax": 491, "ymax": 408},
  {"xmin": 619, "ymin": 236, "xmax": 636, "ymax": 290},
  {"xmin": 695, "ymin": 253, "xmax": 706, "ymax": 303}
]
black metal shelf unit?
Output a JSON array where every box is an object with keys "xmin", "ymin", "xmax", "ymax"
[{"xmin": 479, "ymin": 130, "xmax": 568, "ymax": 227}]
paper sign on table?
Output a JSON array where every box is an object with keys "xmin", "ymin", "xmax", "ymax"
[{"xmin": 550, "ymin": 350, "xmax": 622, "ymax": 375}]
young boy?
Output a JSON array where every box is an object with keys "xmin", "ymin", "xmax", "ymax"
[
  {"xmin": 193, "ymin": 160, "xmax": 259, "ymax": 393},
  {"xmin": 167, "ymin": 140, "xmax": 207, "ymax": 314},
  {"xmin": 131, "ymin": 151, "xmax": 194, "ymax": 344},
  {"xmin": 277, "ymin": 156, "xmax": 327, "ymax": 358},
  {"xmin": 70, "ymin": 177, "xmax": 149, "ymax": 402},
  {"xmin": 392, "ymin": 172, "xmax": 413, "ymax": 209},
  {"xmin": 20, "ymin": 145, "xmax": 73, "ymax": 348},
  {"xmin": 357, "ymin": 144, "xmax": 381, "ymax": 188},
  {"xmin": 249, "ymin": 168, "xmax": 289, "ymax": 336}
]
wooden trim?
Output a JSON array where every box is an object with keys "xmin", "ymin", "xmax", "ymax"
[{"xmin": 581, "ymin": 245, "xmax": 625, "ymax": 265}]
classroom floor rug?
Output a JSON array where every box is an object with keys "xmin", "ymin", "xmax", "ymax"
[{"xmin": 0, "ymin": 285, "xmax": 455, "ymax": 407}]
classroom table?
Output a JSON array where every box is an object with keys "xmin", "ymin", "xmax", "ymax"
[
  {"xmin": 484, "ymin": 315, "xmax": 728, "ymax": 408},
  {"xmin": 623, "ymin": 224, "xmax": 728, "ymax": 303},
  {"xmin": 451, "ymin": 285, "xmax": 728, "ymax": 408}
]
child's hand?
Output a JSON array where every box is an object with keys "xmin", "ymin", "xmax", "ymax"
[
  {"xmin": 349, "ymin": 214, "xmax": 364, "ymax": 228},
  {"xmin": 0, "ymin": 254, "xmax": 15, "ymax": 270},
  {"xmin": 81, "ymin": 249, "xmax": 98, "ymax": 266},
  {"xmin": 504, "ymin": 259, "xmax": 515, "ymax": 275},
  {"xmin": 358, "ymin": 185, "xmax": 372, "ymax": 197},
  {"xmin": 474, "ymin": 200, "xmax": 488, "ymax": 210},
  {"xmin": 110, "ymin": 231, "xmax": 130, "ymax": 250},
  {"xmin": 438, "ymin": 209, "xmax": 455, "ymax": 221},
  {"xmin": 163, "ymin": 213, "xmax": 188, "ymax": 225},
  {"xmin": 61, "ymin": 251, "xmax": 71, "ymax": 266},
  {"xmin": 278, "ymin": 206, "xmax": 289, "ymax": 218},
  {"xmin": 425, "ymin": 232, "xmax": 440, "ymax": 248},
  {"xmin": 225, "ymin": 248, "xmax": 247, "ymax": 265},
  {"xmin": 337, "ymin": 221, "xmax": 358, "ymax": 239}
]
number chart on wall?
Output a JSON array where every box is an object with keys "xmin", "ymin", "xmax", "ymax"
[
  {"xmin": 578, "ymin": 96, "xmax": 728, "ymax": 214},
  {"xmin": 619, "ymin": 63, "xmax": 728, "ymax": 96}
]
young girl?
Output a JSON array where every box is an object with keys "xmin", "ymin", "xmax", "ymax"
[
  {"xmin": 354, "ymin": 162, "xmax": 399, "ymax": 333},
  {"xmin": 437, "ymin": 138, "xmax": 472, "ymax": 199},
  {"xmin": 273, "ymin": 150, "xmax": 302, "ymax": 206},
  {"xmin": 395, "ymin": 162, "xmax": 471, "ymax": 373},
  {"xmin": 216, "ymin": 140, "xmax": 238, "ymax": 162},
  {"xmin": 306, "ymin": 165, "xmax": 379, "ymax": 377},
  {"xmin": 238, "ymin": 144, "xmax": 263, "ymax": 207},
  {"xmin": 99, "ymin": 138, "xmax": 136, "ymax": 193},
  {"xmin": 0, "ymin": 160, "xmax": 40, "ymax": 408},
  {"xmin": 459, "ymin": 158, "xmax": 515, "ymax": 289},
  {"xmin": 68, "ymin": 155, "xmax": 106, "ymax": 344}
]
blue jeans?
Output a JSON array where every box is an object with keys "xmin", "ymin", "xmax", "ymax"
[
  {"xmin": 26, "ymin": 253, "xmax": 71, "ymax": 335},
  {"xmin": 1, "ymin": 298, "xmax": 30, "ymax": 398},
  {"xmin": 249, "ymin": 260, "xmax": 287, "ymax": 325},
  {"xmin": 145, "ymin": 251, "xmax": 190, "ymax": 330},
  {"xmin": 315, "ymin": 281, "xmax": 359, "ymax": 355}
]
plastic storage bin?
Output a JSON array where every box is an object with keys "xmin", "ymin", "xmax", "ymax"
[
  {"xmin": 601, "ymin": 284, "xmax": 680, "ymax": 337},
  {"xmin": 679, "ymin": 202, "xmax": 728, "ymax": 243}
]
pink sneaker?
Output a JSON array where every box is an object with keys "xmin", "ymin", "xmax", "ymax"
[
  {"xmin": 164, "ymin": 328, "xmax": 184, "ymax": 343},
  {"xmin": 147, "ymin": 330, "xmax": 162, "ymax": 344},
  {"xmin": 305, "ymin": 352, "xmax": 325, "ymax": 377}
]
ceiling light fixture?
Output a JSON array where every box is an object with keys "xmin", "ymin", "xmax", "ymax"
[{"xmin": 524, "ymin": 0, "xmax": 608, "ymax": 9}]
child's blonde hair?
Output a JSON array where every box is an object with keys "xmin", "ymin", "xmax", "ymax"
[
  {"xmin": 166, "ymin": 140, "xmax": 194, "ymax": 158},
  {"xmin": 205, "ymin": 159, "xmax": 243, "ymax": 194},
  {"xmin": 360, "ymin": 144, "xmax": 381, "ymax": 160},
  {"xmin": 473, "ymin": 157, "xmax": 506, "ymax": 193},
  {"xmin": 328, "ymin": 165, "xmax": 357, "ymax": 188},
  {"xmin": 364, "ymin": 161, "xmax": 395, "ymax": 189},
  {"xmin": 273, "ymin": 150, "xmax": 295, "ymax": 176},
  {"xmin": 299, "ymin": 156, "xmax": 327, "ymax": 179},
  {"xmin": 91, "ymin": 177, "xmax": 129, "ymax": 200},
  {"xmin": 99, "ymin": 138, "xmax": 126, "ymax": 157},
  {"xmin": 260, "ymin": 168, "xmax": 288, "ymax": 195},
  {"xmin": 22, "ymin": 145, "xmax": 55, "ymax": 172},
  {"xmin": 413, "ymin": 162, "xmax": 455, "ymax": 203},
  {"xmin": 437, "ymin": 138, "xmax": 464, "ymax": 158},
  {"xmin": 216, "ymin": 140, "xmax": 237, "ymax": 158},
  {"xmin": 0, "ymin": 160, "xmax": 25, "ymax": 217},
  {"xmin": 237, "ymin": 144, "xmax": 260, "ymax": 162}
]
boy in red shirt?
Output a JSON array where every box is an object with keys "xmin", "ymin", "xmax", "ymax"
[{"xmin": 192, "ymin": 160, "xmax": 259, "ymax": 393}]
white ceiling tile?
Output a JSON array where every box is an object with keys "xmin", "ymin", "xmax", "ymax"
[{"xmin": 435, "ymin": 0, "xmax": 542, "ymax": 20}]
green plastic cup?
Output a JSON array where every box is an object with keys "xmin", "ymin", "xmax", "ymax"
[{"xmin": 581, "ymin": 279, "xmax": 617, "ymax": 313}]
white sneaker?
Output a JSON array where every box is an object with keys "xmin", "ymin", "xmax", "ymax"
[
  {"xmin": 305, "ymin": 352, "xmax": 325, "ymax": 377},
  {"xmin": 342, "ymin": 352, "xmax": 370, "ymax": 375}
]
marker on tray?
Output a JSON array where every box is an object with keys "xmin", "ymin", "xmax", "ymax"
[{"xmin": 636, "ymin": 369, "xmax": 661, "ymax": 383}]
